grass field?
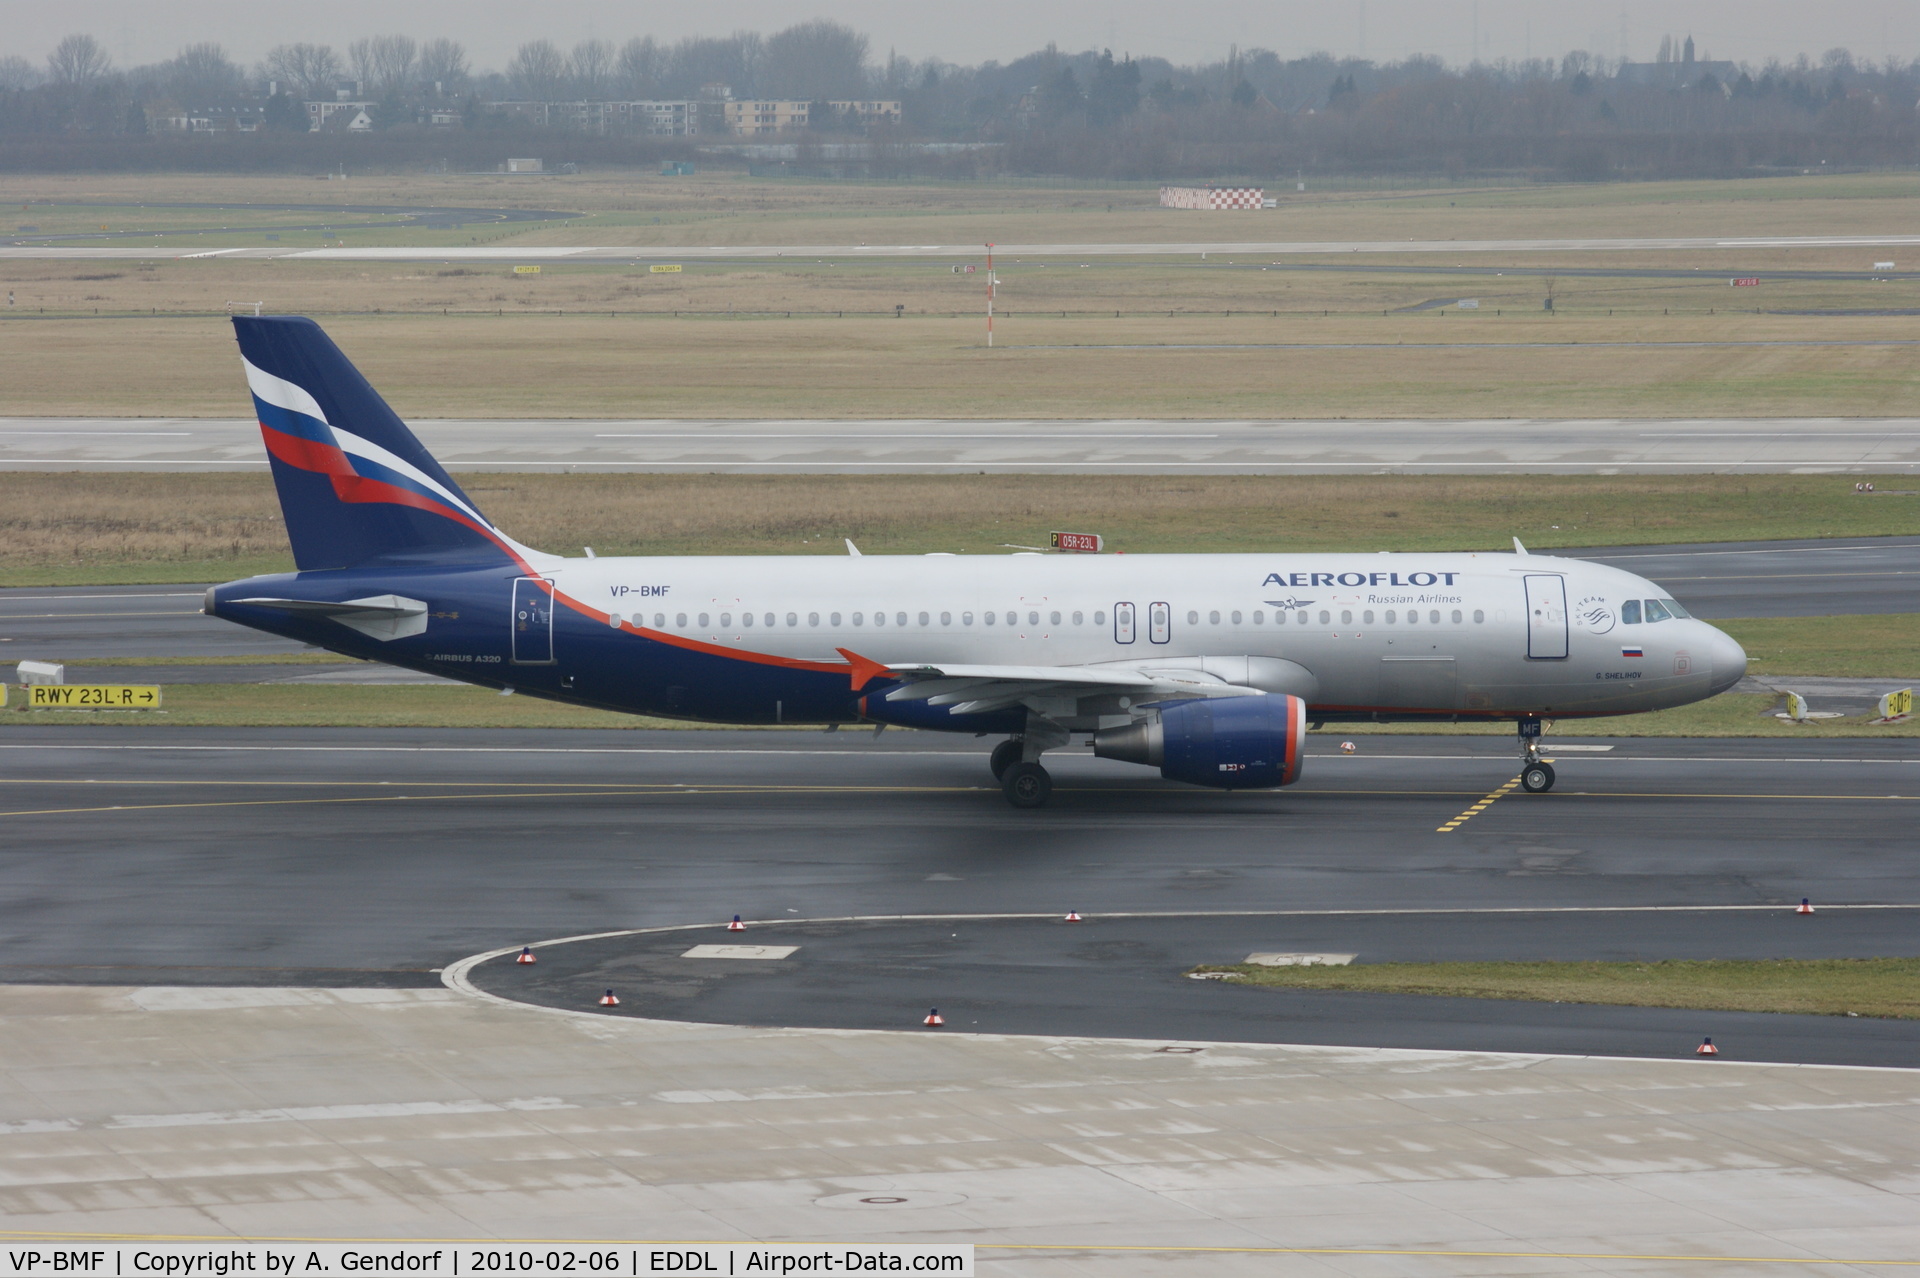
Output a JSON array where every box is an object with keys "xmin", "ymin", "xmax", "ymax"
[
  {"xmin": 5, "ymin": 685, "xmax": 1914, "ymax": 736},
  {"xmin": 1189, "ymin": 957, "xmax": 1920, "ymax": 1020},
  {"xmin": 2, "ymin": 472, "xmax": 1914, "ymax": 586},
  {"xmin": 5, "ymin": 171, "xmax": 1918, "ymax": 419}
]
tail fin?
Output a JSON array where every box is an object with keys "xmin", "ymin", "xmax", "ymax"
[{"xmin": 234, "ymin": 316, "xmax": 520, "ymax": 572}]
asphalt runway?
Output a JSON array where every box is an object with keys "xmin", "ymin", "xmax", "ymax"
[
  {"xmin": 0, "ymin": 727, "xmax": 1914, "ymax": 1065},
  {"xmin": 9, "ymin": 233, "xmax": 1920, "ymax": 261},
  {"xmin": 6, "ymin": 416, "xmax": 1920, "ymax": 473},
  {"xmin": 5, "ymin": 200, "xmax": 577, "ymax": 246}
]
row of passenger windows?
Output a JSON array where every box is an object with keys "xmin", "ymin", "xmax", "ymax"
[
  {"xmin": 609, "ymin": 609, "xmax": 1109, "ymax": 630},
  {"xmin": 1186, "ymin": 608, "xmax": 1485, "ymax": 627},
  {"xmin": 605, "ymin": 607, "xmax": 1488, "ymax": 630}
]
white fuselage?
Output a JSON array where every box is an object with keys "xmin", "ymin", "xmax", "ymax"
[{"xmin": 547, "ymin": 548, "xmax": 1747, "ymax": 725}]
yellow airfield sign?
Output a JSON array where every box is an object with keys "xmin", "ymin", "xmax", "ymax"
[
  {"xmin": 512, "ymin": 264, "xmax": 541, "ymax": 275},
  {"xmin": 26, "ymin": 685, "xmax": 162, "ymax": 709},
  {"xmin": 649, "ymin": 263, "xmax": 684, "ymax": 273}
]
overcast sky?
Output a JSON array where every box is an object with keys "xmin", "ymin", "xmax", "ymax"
[{"xmin": 12, "ymin": 0, "xmax": 1918, "ymax": 72}]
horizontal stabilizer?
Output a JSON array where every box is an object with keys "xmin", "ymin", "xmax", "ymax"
[{"xmin": 229, "ymin": 594, "xmax": 429, "ymax": 641}]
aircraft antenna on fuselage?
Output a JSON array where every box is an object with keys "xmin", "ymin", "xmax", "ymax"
[{"xmin": 1512, "ymin": 537, "xmax": 1529, "ymax": 555}]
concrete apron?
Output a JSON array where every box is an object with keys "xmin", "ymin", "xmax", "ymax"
[{"xmin": 1, "ymin": 983, "xmax": 1916, "ymax": 1272}]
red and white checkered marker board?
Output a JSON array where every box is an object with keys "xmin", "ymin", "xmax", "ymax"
[{"xmin": 1160, "ymin": 186, "xmax": 1266, "ymax": 210}]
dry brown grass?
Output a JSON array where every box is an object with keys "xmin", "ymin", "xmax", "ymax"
[
  {"xmin": 2, "ymin": 471, "xmax": 1911, "ymax": 586},
  {"xmin": 4, "ymin": 311, "xmax": 1917, "ymax": 419}
]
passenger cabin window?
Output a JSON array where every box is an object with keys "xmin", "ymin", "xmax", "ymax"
[
  {"xmin": 676, "ymin": 613, "xmax": 688, "ymax": 628},
  {"xmin": 1209, "ymin": 610, "xmax": 1221, "ymax": 625},
  {"xmin": 919, "ymin": 612, "xmax": 930, "ymax": 626},
  {"xmin": 985, "ymin": 611, "xmax": 996, "ymax": 626},
  {"xmin": 786, "ymin": 612, "xmax": 797, "ymax": 627},
  {"xmin": 1094, "ymin": 610, "xmax": 1106, "ymax": 626},
  {"xmin": 1450, "ymin": 610, "xmax": 1462, "ymax": 624},
  {"xmin": 1231, "ymin": 610, "xmax": 1242, "ymax": 625},
  {"xmin": 1473, "ymin": 609, "xmax": 1485, "ymax": 623},
  {"xmin": 1643, "ymin": 599, "xmax": 1673, "ymax": 623},
  {"xmin": 1340, "ymin": 610, "xmax": 1352, "ymax": 624},
  {"xmin": 1006, "ymin": 611, "xmax": 1016, "ymax": 626},
  {"xmin": 830, "ymin": 612, "xmax": 842, "ymax": 626},
  {"xmin": 699, "ymin": 613, "xmax": 710, "ymax": 628},
  {"xmin": 1073, "ymin": 611, "xmax": 1084, "ymax": 625},
  {"xmin": 1621, "ymin": 600, "xmax": 1642, "ymax": 625},
  {"xmin": 1318, "ymin": 610, "xmax": 1330, "ymax": 624},
  {"xmin": 962, "ymin": 611, "xmax": 974, "ymax": 625},
  {"xmin": 1187, "ymin": 610, "xmax": 1199, "ymax": 626},
  {"xmin": 1363, "ymin": 610, "xmax": 1375, "ymax": 625},
  {"xmin": 720, "ymin": 613, "xmax": 732, "ymax": 628},
  {"xmin": 741, "ymin": 612, "xmax": 753, "ymax": 627},
  {"xmin": 940, "ymin": 611, "xmax": 951, "ymax": 626},
  {"xmin": 874, "ymin": 612, "xmax": 886, "ymax": 627},
  {"xmin": 808, "ymin": 612, "xmax": 820, "ymax": 627},
  {"xmin": 1252, "ymin": 610, "xmax": 1264, "ymax": 625},
  {"xmin": 1385, "ymin": 610, "xmax": 1397, "ymax": 624}
]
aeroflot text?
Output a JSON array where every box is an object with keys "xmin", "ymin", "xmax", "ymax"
[{"xmin": 1263, "ymin": 571, "xmax": 1461, "ymax": 588}]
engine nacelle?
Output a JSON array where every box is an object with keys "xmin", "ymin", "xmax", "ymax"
[{"xmin": 1093, "ymin": 694, "xmax": 1306, "ymax": 789}]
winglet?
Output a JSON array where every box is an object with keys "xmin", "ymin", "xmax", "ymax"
[
  {"xmin": 836, "ymin": 647, "xmax": 892, "ymax": 690},
  {"xmin": 1512, "ymin": 537, "xmax": 1529, "ymax": 555}
]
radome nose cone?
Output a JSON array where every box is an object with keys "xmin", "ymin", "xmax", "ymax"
[{"xmin": 1707, "ymin": 626, "xmax": 1747, "ymax": 695}]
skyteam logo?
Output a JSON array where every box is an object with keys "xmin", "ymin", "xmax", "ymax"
[{"xmin": 1264, "ymin": 570, "xmax": 1461, "ymax": 588}]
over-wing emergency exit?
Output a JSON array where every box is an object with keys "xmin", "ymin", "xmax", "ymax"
[{"xmin": 206, "ymin": 317, "xmax": 1747, "ymax": 806}]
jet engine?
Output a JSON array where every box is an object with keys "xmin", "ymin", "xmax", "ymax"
[{"xmin": 1092, "ymin": 694, "xmax": 1306, "ymax": 789}]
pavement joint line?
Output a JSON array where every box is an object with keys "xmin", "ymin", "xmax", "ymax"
[
  {"xmin": 0, "ymin": 1235, "xmax": 1911, "ymax": 1265},
  {"xmin": 0, "ymin": 1237, "xmax": 1909, "ymax": 1267},
  {"xmin": 1438, "ymin": 776, "xmax": 1523, "ymax": 832}
]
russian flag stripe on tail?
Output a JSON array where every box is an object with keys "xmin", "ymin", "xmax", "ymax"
[{"xmin": 233, "ymin": 316, "xmax": 532, "ymax": 572}]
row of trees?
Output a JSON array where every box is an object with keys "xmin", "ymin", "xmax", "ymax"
[{"xmin": 3, "ymin": 24, "xmax": 1918, "ymax": 177}]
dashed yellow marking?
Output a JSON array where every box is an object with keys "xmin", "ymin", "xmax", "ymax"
[{"xmin": 1437, "ymin": 776, "xmax": 1522, "ymax": 832}]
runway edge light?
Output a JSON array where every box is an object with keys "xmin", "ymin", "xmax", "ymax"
[
  {"xmin": 1696, "ymin": 1037, "xmax": 1719, "ymax": 1057},
  {"xmin": 515, "ymin": 946, "xmax": 536, "ymax": 964},
  {"xmin": 599, "ymin": 989, "xmax": 620, "ymax": 1007},
  {"xmin": 728, "ymin": 914, "xmax": 746, "ymax": 932},
  {"xmin": 1797, "ymin": 899, "xmax": 1815, "ymax": 915},
  {"xmin": 923, "ymin": 1008, "xmax": 944, "ymax": 1027}
]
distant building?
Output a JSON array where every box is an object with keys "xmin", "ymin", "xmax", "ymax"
[
  {"xmin": 1617, "ymin": 34, "xmax": 1736, "ymax": 89},
  {"xmin": 307, "ymin": 100, "xmax": 377, "ymax": 131},
  {"xmin": 721, "ymin": 99, "xmax": 901, "ymax": 135},
  {"xmin": 491, "ymin": 99, "xmax": 710, "ymax": 136},
  {"xmin": 506, "ymin": 157, "xmax": 543, "ymax": 172}
]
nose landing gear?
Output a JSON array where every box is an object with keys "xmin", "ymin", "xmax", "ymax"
[{"xmin": 1517, "ymin": 716, "xmax": 1555, "ymax": 793}]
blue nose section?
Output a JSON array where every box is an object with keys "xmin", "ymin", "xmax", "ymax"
[{"xmin": 1706, "ymin": 626, "xmax": 1747, "ymax": 695}]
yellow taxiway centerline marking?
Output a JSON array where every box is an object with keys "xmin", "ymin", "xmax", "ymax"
[{"xmin": 1437, "ymin": 776, "xmax": 1521, "ymax": 832}]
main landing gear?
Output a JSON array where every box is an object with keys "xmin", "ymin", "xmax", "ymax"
[
  {"xmin": 991, "ymin": 725, "xmax": 1069, "ymax": 808},
  {"xmin": 1517, "ymin": 716, "xmax": 1555, "ymax": 793}
]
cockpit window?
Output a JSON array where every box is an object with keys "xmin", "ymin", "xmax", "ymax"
[
  {"xmin": 1660, "ymin": 598, "xmax": 1691, "ymax": 619},
  {"xmin": 1643, "ymin": 599, "xmax": 1673, "ymax": 623},
  {"xmin": 1620, "ymin": 599, "xmax": 1642, "ymax": 625}
]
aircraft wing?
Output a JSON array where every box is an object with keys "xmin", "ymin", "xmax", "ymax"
[{"xmin": 869, "ymin": 659, "xmax": 1261, "ymax": 717}]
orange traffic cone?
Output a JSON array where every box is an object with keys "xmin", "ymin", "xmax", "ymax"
[
  {"xmin": 599, "ymin": 989, "xmax": 620, "ymax": 1007},
  {"xmin": 1796, "ymin": 898, "xmax": 1814, "ymax": 915},
  {"xmin": 923, "ymin": 1008, "xmax": 944, "ymax": 1027},
  {"xmin": 1065, "ymin": 911, "xmax": 1083, "ymax": 922},
  {"xmin": 515, "ymin": 946, "xmax": 536, "ymax": 965},
  {"xmin": 727, "ymin": 915, "xmax": 746, "ymax": 932},
  {"xmin": 1696, "ymin": 1037, "xmax": 1718, "ymax": 1057}
]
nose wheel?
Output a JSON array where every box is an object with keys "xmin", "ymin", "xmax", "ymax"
[{"xmin": 1516, "ymin": 716, "xmax": 1554, "ymax": 792}]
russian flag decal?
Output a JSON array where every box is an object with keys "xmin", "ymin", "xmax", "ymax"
[{"xmin": 1621, "ymin": 646, "xmax": 1644, "ymax": 658}]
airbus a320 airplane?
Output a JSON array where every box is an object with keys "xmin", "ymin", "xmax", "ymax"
[{"xmin": 207, "ymin": 317, "xmax": 1748, "ymax": 807}]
